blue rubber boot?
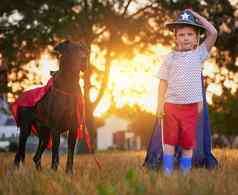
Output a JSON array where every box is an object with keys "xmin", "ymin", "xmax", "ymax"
[
  {"xmin": 162, "ymin": 154, "xmax": 174, "ymax": 176},
  {"xmin": 180, "ymin": 156, "xmax": 192, "ymax": 175}
]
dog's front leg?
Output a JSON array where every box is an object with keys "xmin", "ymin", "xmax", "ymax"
[
  {"xmin": 66, "ymin": 129, "xmax": 76, "ymax": 174},
  {"xmin": 51, "ymin": 130, "xmax": 60, "ymax": 171}
]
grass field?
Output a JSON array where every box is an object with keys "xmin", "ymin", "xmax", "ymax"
[{"xmin": 0, "ymin": 149, "xmax": 238, "ymax": 195}]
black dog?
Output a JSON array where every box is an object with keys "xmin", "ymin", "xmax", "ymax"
[{"xmin": 13, "ymin": 40, "xmax": 89, "ymax": 174}]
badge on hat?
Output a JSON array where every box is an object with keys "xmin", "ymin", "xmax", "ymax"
[
  {"xmin": 166, "ymin": 10, "xmax": 206, "ymax": 32},
  {"xmin": 181, "ymin": 12, "xmax": 190, "ymax": 20}
]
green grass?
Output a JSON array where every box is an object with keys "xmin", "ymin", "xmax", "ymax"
[{"xmin": 0, "ymin": 150, "xmax": 238, "ymax": 195}]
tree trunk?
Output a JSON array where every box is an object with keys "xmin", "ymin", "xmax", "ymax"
[
  {"xmin": 77, "ymin": 62, "xmax": 95, "ymax": 153},
  {"xmin": 77, "ymin": 46, "xmax": 111, "ymax": 154},
  {"xmin": 0, "ymin": 63, "xmax": 9, "ymax": 95}
]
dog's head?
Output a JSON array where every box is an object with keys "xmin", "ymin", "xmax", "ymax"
[{"xmin": 54, "ymin": 40, "xmax": 89, "ymax": 73}]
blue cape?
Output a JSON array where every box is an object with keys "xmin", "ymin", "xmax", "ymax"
[{"xmin": 144, "ymin": 77, "xmax": 218, "ymax": 170}]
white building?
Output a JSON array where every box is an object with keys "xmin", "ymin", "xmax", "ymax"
[
  {"xmin": 96, "ymin": 115, "xmax": 141, "ymax": 151},
  {"xmin": 97, "ymin": 115, "xmax": 129, "ymax": 150},
  {"xmin": 0, "ymin": 140, "xmax": 10, "ymax": 149},
  {"xmin": 0, "ymin": 125, "xmax": 18, "ymax": 138},
  {"xmin": 0, "ymin": 98, "xmax": 18, "ymax": 138}
]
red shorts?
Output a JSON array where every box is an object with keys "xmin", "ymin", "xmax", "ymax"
[{"xmin": 163, "ymin": 103, "xmax": 198, "ymax": 149}]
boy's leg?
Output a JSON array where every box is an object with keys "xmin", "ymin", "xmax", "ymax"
[
  {"xmin": 180, "ymin": 149, "xmax": 193, "ymax": 175},
  {"xmin": 162, "ymin": 103, "xmax": 179, "ymax": 175},
  {"xmin": 179, "ymin": 103, "xmax": 198, "ymax": 175},
  {"xmin": 163, "ymin": 144, "xmax": 175, "ymax": 176}
]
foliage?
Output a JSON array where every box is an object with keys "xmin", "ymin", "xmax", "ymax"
[{"xmin": 209, "ymin": 87, "xmax": 238, "ymax": 136}]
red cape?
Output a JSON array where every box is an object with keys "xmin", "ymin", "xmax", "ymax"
[
  {"xmin": 11, "ymin": 78, "xmax": 53, "ymax": 127},
  {"xmin": 10, "ymin": 77, "xmax": 91, "ymax": 150}
]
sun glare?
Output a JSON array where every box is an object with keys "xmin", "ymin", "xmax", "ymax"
[
  {"xmin": 38, "ymin": 52, "xmax": 59, "ymax": 84},
  {"xmin": 11, "ymin": 44, "xmax": 237, "ymax": 116}
]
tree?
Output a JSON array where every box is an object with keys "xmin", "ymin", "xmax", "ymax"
[
  {"xmin": 209, "ymin": 87, "xmax": 238, "ymax": 137},
  {"xmin": 0, "ymin": 62, "xmax": 9, "ymax": 95},
  {"xmin": 0, "ymin": 0, "xmax": 167, "ymax": 151}
]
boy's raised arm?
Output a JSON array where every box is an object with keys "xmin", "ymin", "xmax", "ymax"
[{"xmin": 187, "ymin": 9, "xmax": 218, "ymax": 51}]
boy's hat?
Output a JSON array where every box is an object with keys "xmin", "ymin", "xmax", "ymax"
[{"xmin": 166, "ymin": 10, "xmax": 206, "ymax": 32}]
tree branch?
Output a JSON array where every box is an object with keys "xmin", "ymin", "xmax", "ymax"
[
  {"xmin": 83, "ymin": 0, "xmax": 89, "ymax": 16},
  {"xmin": 92, "ymin": 53, "xmax": 111, "ymax": 110},
  {"xmin": 94, "ymin": 26, "xmax": 107, "ymax": 39},
  {"xmin": 91, "ymin": 66, "xmax": 104, "ymax": 75},
  {"xmin": 122, "ymin": 0, "xmax": 133, "ymax": 17},
  {"xmin": 126, "ymin": 3, "xmax": 154, "ymax": 19}
]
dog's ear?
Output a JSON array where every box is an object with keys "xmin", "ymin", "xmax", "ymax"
[{"xmin": 54, "ymin": 40, "xmax": 70, "ymax": 54}]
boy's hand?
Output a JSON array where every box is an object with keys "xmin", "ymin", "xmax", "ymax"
[
  {"xmin": 185, "ymin": 9, "xmax": 201, "ymax": 20},
  {"xmin": 198, "ymin": 102, "xmax": 203, "ymax": 113},
  {"xmin": 157, "ymin": 103, "xmax": 165, "ymax": 119},
  {"xmin": 185, "ymin": 8, "xmax": 218, "ymax": 51},
  {"xmin": 185, "ymin": 9, "xmax": 196, "ymax": 15}
]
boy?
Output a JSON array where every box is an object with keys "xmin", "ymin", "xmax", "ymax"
[{"xmin": 157, "ymin": 9, "xmax": 217, "ymax": 175}]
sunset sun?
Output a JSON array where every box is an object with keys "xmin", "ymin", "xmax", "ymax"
[{"xmin": 24, "ymin": 44, "xmax": 232, "ymax": 117}]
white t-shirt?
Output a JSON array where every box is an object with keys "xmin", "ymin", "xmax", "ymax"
[{"xmin": 156, "ymin": 42, "xmax": 210, "ymax": 104}]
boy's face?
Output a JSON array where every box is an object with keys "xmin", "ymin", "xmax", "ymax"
[{"xmin": 175, "ymin": 26, "xmax": 198, "ymax": 51}]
